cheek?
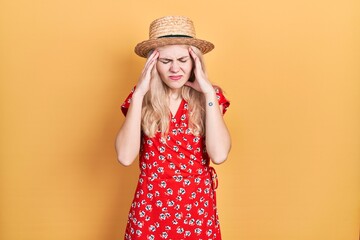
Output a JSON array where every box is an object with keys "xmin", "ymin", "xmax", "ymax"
[
  {"xmin": 182, "ymin": 62, "xmax": 193, "ymax": 74},
  {"xmin": 156, "ymin": 63, "xmax": 166, "ymax": 76}
]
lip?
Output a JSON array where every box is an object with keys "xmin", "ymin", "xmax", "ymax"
[{"xmin": 169, "ymin": 75, "xmax": 183, "ymax": 81}]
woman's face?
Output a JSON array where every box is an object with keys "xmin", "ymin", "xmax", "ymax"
[{"xmin": 156, "ymin": 45, "xmax": 193, "ymax": 91}]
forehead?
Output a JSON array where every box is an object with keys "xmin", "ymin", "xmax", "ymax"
[{"xmin": 157, "ymin": 45, "xmax": 189, "ymax": 57}]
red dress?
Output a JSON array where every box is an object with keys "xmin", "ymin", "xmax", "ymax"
[{"xmin": 121, "ymin": 87, "xmax": 230, "ymax": 240}]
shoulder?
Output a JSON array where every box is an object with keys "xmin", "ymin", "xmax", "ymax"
[
  {"xmin": 120, "ymin": 86, "xmax": 136, "ymax": 116},
  {"xmin": 213, "ymin": 85, "xmax": 230, "ymax": 114}
]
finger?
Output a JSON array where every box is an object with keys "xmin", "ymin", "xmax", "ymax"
[
  {"xmin": 147, "ymin": 55, "xmax": 159, "ymax": 78},
  {"xmin": 189, "ymin": 47, "xmax": 202, "ymax": 70},
  {"xmin": 189, "ymin": 47, "xmax": 200, "ymax": 60},
  {"xmin": 150, "ymin": 58, "xmax": 158, "ymax": 75},
  {"xmin": 144, "ymin": 59, "xmax": 157, "ymax": 79},
  {"xmin": 150, "ymin": 52, "xmax": 159, "ymax": 68},
  {"xmin": 147, "ymin": 49, "xmax": 158, "ymax": 59},
  {"xmin": 188, "ymin": 47, "xmax": 197, "ymax": 60},
  {"xmin": 143, "ymin": 51, "xmax": 159, "ymax": 74},
  {"xmin": 146, "ymin": 50, "xmax": 159, "ymax": 66},
  {"xmin": 144, "ymin": 50, "xmax": 158, "ymax": 69},
  {"xmin": 147, "ymin": 49, "xmax": 155, "ymax": 58}
]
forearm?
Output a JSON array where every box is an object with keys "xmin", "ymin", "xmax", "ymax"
[
  {"xmin": 204, "ymin": 90, "xmax": 231, "ymax": 164},
  {"xmin": 115, "ymin": 92, "xmax": 144, "ymax": 166}
]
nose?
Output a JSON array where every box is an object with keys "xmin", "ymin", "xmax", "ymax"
[{"xmin": 170, "ymin": 61, "xmax": 180, "ymax": 72}]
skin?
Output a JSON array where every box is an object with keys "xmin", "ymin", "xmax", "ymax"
[
  {"xmin": 115, "ymin": 45, "xmax": 231, "ymax": 166},
  {"xmin": 156, "ymin": 45, "xmax": 193, "ymax": 116},
  {"xmin": 156, "ymin": 45, "xmax": 193, "ymax": 93}
]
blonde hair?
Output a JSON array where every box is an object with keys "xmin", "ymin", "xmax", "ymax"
[{"xmin": 141, "ymin": 46, "xmax": 207, "ymax": 138}]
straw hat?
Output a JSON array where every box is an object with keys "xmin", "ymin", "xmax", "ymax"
[{"xmin": 135, "ymin": 16, "xmax": 214, "ymax": 58}]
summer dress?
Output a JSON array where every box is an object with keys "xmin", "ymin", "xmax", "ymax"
[{"xmin": 121, "ymin": 86, "xmax": 230, "ymax": 240}]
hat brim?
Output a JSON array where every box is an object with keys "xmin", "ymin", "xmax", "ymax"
[{"xmin": 134, "ymin": 37, "xmax": 214, "ymax": 58}]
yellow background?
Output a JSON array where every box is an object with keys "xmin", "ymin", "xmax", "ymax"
[{"xmin": 1, "ymin": 0, "xmax": 359, "ymax": 239}]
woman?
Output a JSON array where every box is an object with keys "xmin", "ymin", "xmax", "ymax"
[{"xmin": 116, "ymin": 16, "xmax": 231, "ymax": 240}]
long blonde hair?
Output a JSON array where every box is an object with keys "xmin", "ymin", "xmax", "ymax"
[{"xmin": 141, "ymin": 47, "xmax": 207, "ymax": 138}]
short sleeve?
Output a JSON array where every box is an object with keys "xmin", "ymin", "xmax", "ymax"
[
  {"xmin": 121, "ymin": 86, "xmax": 136, "ymax": 116},
  {"xmin": 214, "ymin": 86, "xmax": 230, "ymax": 114}
]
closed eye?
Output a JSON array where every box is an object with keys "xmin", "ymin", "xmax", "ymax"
[
  {"xmin": 159, "ymin": 58, "xmax": 171, "ymax": 64},
  {"xmin": 159, "ymin": 56, "xmax": 189, "ymax": 64},
  {"xmin": 178, "ymin": 56, "xmax": 189, "ymax": 63}
]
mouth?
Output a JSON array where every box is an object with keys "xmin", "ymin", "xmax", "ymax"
[{"xmin": 169, "ymin": 75, "xmax": 183, "ymax": 81}]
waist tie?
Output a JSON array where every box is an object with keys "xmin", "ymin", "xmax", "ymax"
[
  {"xmin": 209, "ymin": 166, "xmax": 218, "ymax": 190},
  {"xmin": 209, "ymin": 166, "xmax": 218, "ymax": 206}
]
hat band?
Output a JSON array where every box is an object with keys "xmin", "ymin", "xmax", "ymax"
[{"xmin": 158, "ymin": 34, "xmax": 193, "ymax": 39}]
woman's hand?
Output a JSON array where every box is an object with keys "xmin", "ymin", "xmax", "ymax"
[
  {"xmin": 134, "ymin": 50, "xmax": 159, "ymax": 96},
  {"xmin": 185, "ymin": 47, "xmax": 214, "ymax": 94}
]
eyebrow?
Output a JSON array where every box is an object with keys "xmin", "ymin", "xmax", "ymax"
[{"xmin": 159, "ymin": 56, "xmax": 190, "ymax": 61}]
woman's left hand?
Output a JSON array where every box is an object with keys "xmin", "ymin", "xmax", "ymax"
[{"xmin": 185, "ymin": 47, "xmax": 214, "ymax": 94}]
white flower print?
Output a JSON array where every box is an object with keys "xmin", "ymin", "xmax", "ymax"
[{"xmin": 123, "ymin": 91, "xmax": 227, "ymax": 239}]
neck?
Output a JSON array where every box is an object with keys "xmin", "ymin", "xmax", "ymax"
[{"xmin": 169, "ymin": 88, "xmax": 182, "ymax": 100}]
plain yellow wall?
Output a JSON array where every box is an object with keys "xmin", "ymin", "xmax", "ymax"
[{"xmin": 1, "ymin": 0, "xmax": 359, "ymax": 239}]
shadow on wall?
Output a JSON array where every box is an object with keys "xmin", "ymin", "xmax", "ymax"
[{"xmin": 84, "ymin": 50, "xmax": 143, "ymax": 239}]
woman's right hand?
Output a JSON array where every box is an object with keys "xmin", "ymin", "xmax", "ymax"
[{"xmin": 134, "ymin": 50, "xmax": 159, "ymax": 97}]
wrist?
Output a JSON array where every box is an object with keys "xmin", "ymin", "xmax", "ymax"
[
  {"xmin": 204, "ymin": 90, "xmax": 218, "ymax": 108},
  {"xmin": 203, "ymin": 88, "xmax": 216, "ymax": 98},
  {"xmin": 132, "ymin": 90, "xmax": 146, "ymax": 100}
]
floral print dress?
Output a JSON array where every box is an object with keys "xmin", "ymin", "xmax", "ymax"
[{"xmin": 121, "ymin": 86, "xmax": 230, "ymax": 240}]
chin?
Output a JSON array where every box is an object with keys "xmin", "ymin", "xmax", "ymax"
[{"xmin": 163, "ymin": 80, "xmax": 187, "ymax": 89}]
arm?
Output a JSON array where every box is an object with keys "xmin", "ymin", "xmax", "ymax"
[
  {"xmin": 115, "ymin": 92, "xmax": 145, "ymax": 166},
  {"xmin": 115, "ymin": 50, "xmax": 159, "ymax": 166},
  {"xmin": 186, "ymin": 47, "xmax": 231, "ymax": 164},
  {"xmin": 204, "ymin": 90, "xmax": 231, "ymax": 164}
]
